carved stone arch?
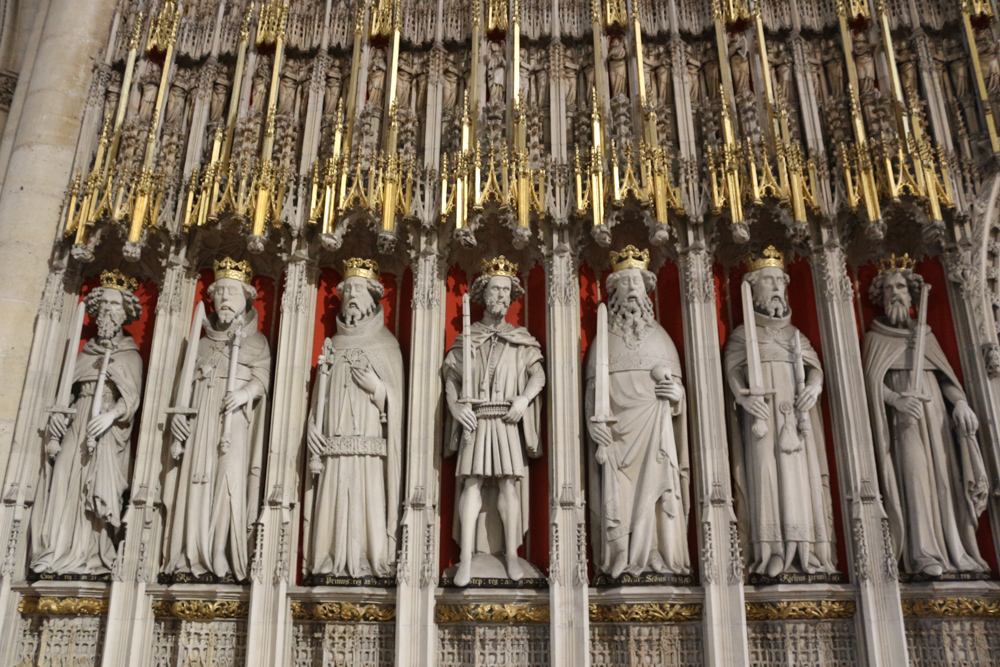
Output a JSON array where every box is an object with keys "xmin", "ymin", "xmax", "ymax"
[{"xmin": 966, "ymin": 171, "xmax": 1000, "ymax": 371}]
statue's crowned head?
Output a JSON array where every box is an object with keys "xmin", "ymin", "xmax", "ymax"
[
  {"xmin": 870, "ymin": 253, "xmax": 924, "ymax": 326},
  {"xmin": 744, "ymin": 246, "xmax": 790, "ymax": 318},
  {"xmin": 606, "ymin": 246, "xmax": 658, "ymax": 348},
  {"xmin": 86, "ymin": 269, "xmax": 142, "ymax": 339},
  {"xmin": 209, "ymin": 257, "xmax": 257, "ymax": 325},
  {"xmin": 470, "ymin": 255, "xmax": 524, "ymax": 315},
  {"xmin": 338, "ymin": 258, "xmax": 385, "ymax": 325}
]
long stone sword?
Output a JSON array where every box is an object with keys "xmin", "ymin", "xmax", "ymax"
[
  {"xmin": 166, "ymin": 301, "xmax": 206, "ymax": 460},
  {"xmin": 902, "ymin": 283, "xmax": 932, "ymax": 429},
  {"xmin": 85, "ymin": 339, "xmax": 118, "ymax": 454},
  {"xmin": 219, "ymin": 323, "xmax": 248, "ymax": 455},
  {"xmin": 741, "ymin": 280, "xmax": 772, "ymax": 438},
  {"xmin": 309, "ymin": 347, "xmax": 334, "ymax": 476},
  {"xmin": 591, "ymin": 303, "xmax": 621, "ymax": 525},
  {"xmin": 45, "ymin": 302, "xmax": 87, "ymax": 459}
]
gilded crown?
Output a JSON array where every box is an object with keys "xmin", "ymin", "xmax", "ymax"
[
  {"xmin": 100, "ymin": 269, "xmax": 138, "ymax": 293},
  {"xmin": 745, "ymin": 246, "xmax": 785, "ymax": 273},
  {"xmin": 610, "ymin": 245, "xmax": 650, "ymax": 273},
  {"xmin": 343, "ymin": 257, "xmax": 380, "ymax": 281},
  {"xmin": 213, "ymin": 257, "xmax": 253, "ymax": 284},
  {"xmin": 878, "ymin": 253, "xmax": 916, "ymax": 275},
  {"xmin": 481, "ymin": 255, "xmax": 518, "ymax": 279}
]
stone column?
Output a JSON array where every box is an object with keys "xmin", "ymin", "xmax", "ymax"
[
  {"xmin": 246, "ymin": 254, "xmax": 315, "ymax": 667},
  {"xmin": 676, "ymin": 230, "xmax": 750, "ymax": 667},
  {"xmin": 394, "ymin": 233, "xmax": 446, "ymax": 667},
  {"xmin": 809, "ymin": 228, "xmax": 908, "ymax": 667}
]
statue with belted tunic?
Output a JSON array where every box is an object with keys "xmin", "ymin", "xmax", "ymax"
[
  {"xmin": 585, "ymin": 247, "xmax": 691, "ymax": 581},
  {"xmin": 443, "ymin": 256, "xmax": 545, "ymax": 587},
  {"xmin": 723, "ymin": 247, "xmax": 837, "ymax": 581}
]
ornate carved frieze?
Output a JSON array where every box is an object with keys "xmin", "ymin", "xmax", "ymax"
[
  {"xmin": 436, "ymin": 604, "xmax": 550, "ymax": 623},
  {"xmin": 902, "ymin": 598, "xmax": 1000, "ymax": 617},
  {"xmin": 291, "ymin": 602, "xmax": 397, "ymax": 623},
  {"xmin": 589, "ymin": 603, "xmax": 702, "ymax": 623},
  {"xmin": 19, "ymin": 597, "xmax": 110, "ymax": 616},
  {"xmin": 150, "ymin": 600, "xmax": 250, "ymax": 620},
  {"xmin": 744, "ymin": 600, "xmax": 856, "ymax": 621}
]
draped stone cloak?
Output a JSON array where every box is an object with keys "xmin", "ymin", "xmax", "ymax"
[
  {"xmin": 307, "ymin": 306, "xmax": 404, "ymax": 578},
  {"xmin": 164, "ymin": 310, "xmax": 270, "ymax": 581},
  {"xmin": 863, "ymin": 318, "xmax": 989, "ymax": 573},
  {"xmin": 723, "ymin": 312, "xmax": 836, "ymax": 569},
  {"xmin": 443, "ymin": 321, "xmax": 543, "ymax": 555},
  {"xmin": 584, "ymin": 323, "xmax": 691, "ymax": 575},
  {"xmin": 31, "ymin": 335, "xmax": 143, "ymax": 574}
]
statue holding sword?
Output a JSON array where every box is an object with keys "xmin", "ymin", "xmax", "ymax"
[
  {"xmin": 724, "ymin": 247, "xmax": 837, "ymax": 580},
  {"xmin": 584, "ymin": 246, "xmax": 691, "ymax": 580},
  {"xmin": 163, "ymin": 258, "xmax": 270, "ymax": 583},
  {"xmin": 863, "ymin": 254, "xmax": 989, "ymax": 578}
]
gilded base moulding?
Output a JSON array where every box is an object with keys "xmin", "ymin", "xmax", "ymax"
[
  {"xmin": 588, "ymin": 603, "xmax": 703, "ymax": 623},
  {"xmin": 18, "ymin": 597, "xmax": 110, "ymax": 616},
  {"xmin": 150, "ymin": 600, "xmax": 249, "ymax": 620},
  {"xmin": 902, "ymin": 598, "xmax": 1000, "ymax": 618},
  {"xmin": 290, "ymin": 601, "xmax": 396, "ymax": 622},
  {"xmin": 434, "ymin": 603, "xmax": 550, "ymax": 623},
  {"xmin": 744, "ymin": 600, "xmax": 856, "ymax": 621}
]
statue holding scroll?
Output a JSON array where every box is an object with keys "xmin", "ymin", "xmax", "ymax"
[
  {"xmin": 863, "ymin": 255, "xmax": 989, "ymax": 577},
  {"xmin": 31, "ymin": 270, "xmax": 144, "ymax": 576},
  {"xmin": 585, "ymin": 247, "xmax": 691, "ymax": 579},
  {"xmin": 163, "ymin": 258, "xmax": 271, "ymax": 582},
  {"xmin": 305, "ymin": 258, "xmax": 404, "ymax": 581},
  {"xmin": 443, "ymin": 256, "xmax": 545, "ymax": 586},
  {"xmin": 723, "ymin": 247, "xmax": 837, "ymax": 579}
]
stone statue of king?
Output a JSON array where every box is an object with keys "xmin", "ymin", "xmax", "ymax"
[{"xmin": 443, "ymin": 256, "xmax": 545, "ymax": 586}]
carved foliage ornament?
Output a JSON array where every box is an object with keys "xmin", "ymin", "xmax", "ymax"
[
  {"xmin": 589, "ymin": 603, "xmax": 703, "ymax": 623},
  {"xmin": 19, "ymin": 597, "xmax": 109, "ymax": 616},
  {"xmin": 435, "ymin": 604, "xmax": 550, "ymax": 623},
  {"xmin": 902, "ymin": 598, "xmax": 1000, "ymax": 617},
  {"xmin": 290, "ymin": 601, "xmax": 396, "ymax": 622},
  {"xmin": 150, "ymin": 600, "xmax": 250, "ymax": 620},
  {"xmin": 744, "ymin": 600, "xmax": 856, "ymax": 621}
]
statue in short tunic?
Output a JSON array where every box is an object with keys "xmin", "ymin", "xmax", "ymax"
[
  {"xmin": 443, "ymin": 257, "xmax": 545, "ymax": 586},
  {"xmin": 305, "ymin": 258, "xmax": 405, "ymax": 580},
  {"xmin": 863, "ymin": 255, "xmax": 989, "ymax": 577}
]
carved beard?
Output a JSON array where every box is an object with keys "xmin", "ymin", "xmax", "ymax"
[
  {"xmin": 96, "ymin": 308, "xmax": 126, "ymax": 340},
  {"xmin": 753, "ymin": 294, "xmax": 788, "ymax": 318},
  {"xmin": 485, "ymin": 296, "xmax": 509, "ymax": 318},
  {"xmin": 609, "ymin": 288, "xmax": 655, "ymax": 350},
  {"xmin": 886, "ymin": 297, "xmax": 910, "ymax": 326},
  {"xmin": 216, "ymin": 305, "xmax": 240, "ymax": 325},
  {"xmin": 342, "ymin": 300, "xmax": 377, "ymax": 326}
]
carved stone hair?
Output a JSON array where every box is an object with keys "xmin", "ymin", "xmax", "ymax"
[
  {"xmin": 336, "ymin": 276, "xmax": 386, "ymax": 302},
  {"xmin": 868, "ymin": 269, "xmax": 924, "ymax": 311},
  {"xmin": 207, "ymin": 280, "xmax": 258, "ymax": 310},
  {"xmin": 606, "ymin": 268, "xmax": 657, "ymax": 296},
  {"xmin": 469, "ymin": 273, "xmax": 525, "ymax": 306},
  {"xmin": 84, "ymin": 287, "xmax": 142, "ymax": 323}
]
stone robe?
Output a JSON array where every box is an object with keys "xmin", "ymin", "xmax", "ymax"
[
  {"xmin": 164, "ymin": 311, "xmax": 270, "ymax": 581},
  {"xmin": 307, "ymin": 307, "xmax": 404, "ymax": 578},
  {"xmin": 863, "ymin": 318, "xmax": 989, "ymax": 574},
  {"xmin": 31, "ymin": 335, "xmax": 143, "ymax": 575},
  {"xmin": 585, "ymin": 323, "xmax": 691, "ymax": 576},
  {"xmin": 444, "ymin": 322, "xmax": 543, "ymax": 555},
  {"xmin": 724, "ymin": 312, "xmax": 836, "ymax": 572}
]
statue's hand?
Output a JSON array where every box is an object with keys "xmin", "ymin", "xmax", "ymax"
[
  {"xmin": 654, "ymin": 378, "xmax": 683, "ymax": 404},
  {"xmin": 891, "ymin": 394, "xmax": 924, "ymax": 421},
  {"xmin": 350, "ymin": 365, "xmax": 381, "ymax": 396},
  {"xmin": 223, "ymin": 389, "xmax": 251, "ymax": 414},
  {"xmin": 451, "ymin": 402, "xmax": 478, "ymax": 433},
  {"xmin": 953, "ymin": 399, "xmax": 979, "ymax": 436},
  {"xmin": 737, "ymin": 393, "xmax": 770, "ymax": 422},
  {"xmin": 502, "ymin": 396, "xmax": 529, "ymax": 424},
  {"xmin": 589, "ymin": 420, "xmax": 613, "ymax": 449},
  {"xmin": 171, "ymin": 415, "xmax": 191, "ymax": 442},
  {"xmin": 306, "ymin": 420, "xmax": 326, "ymax": 457},
  {"xmin": 87, "ymin": 411, "xmax": 118, "ymax": 440},
  {"xmin": 170, "ymin": 440, "xmax": 185, "ymax": 460},
  {"xmin": 795, "ymin": 384, "xmax": 822, "ymax": 413},
  {"xmin": 48, "ymin": 412, "xmax": 68, "ymax": 439}
]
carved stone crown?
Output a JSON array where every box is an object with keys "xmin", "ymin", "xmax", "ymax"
[
  {"xmin": 100, "ymin": 269, "xmax": 138, "ymax": 292},
  {"xmin": 481, "ymin": 255, "xmax": 518, "ymax": 279},
  {"xmin": 878, "ymin": 253, "xmax": 916, "ymax": 275},
  {"xmin": 344, "ymin": 257, "xmax": 380, "ymax": 281},
  {"xmin": 214, "ymin": 257, "xmax": 253, "ymax": 284},
  {"xmin": 745, "ymin": 246, "xmax": 785, "ymax": 272},
  {"xmin": 610, "ymin": 245, "xmax": 650, "ymax": 273}
]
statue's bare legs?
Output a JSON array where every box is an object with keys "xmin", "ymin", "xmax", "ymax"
[
  {"xmin": 455, "ymin": 477, "xmax": 483, "ymax": 587},
  {"xmin": 497, "ymin": 477, "xmax": 523, "ymax": 580}
]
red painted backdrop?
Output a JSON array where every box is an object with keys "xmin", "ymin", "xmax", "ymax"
[
  {"xmin": 439, "ymin": 265, "xmax": 549, "ymax": 576},
  {"xmin": 855, "ymin": 257, "xmax": 999, "ymax": 577}
]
